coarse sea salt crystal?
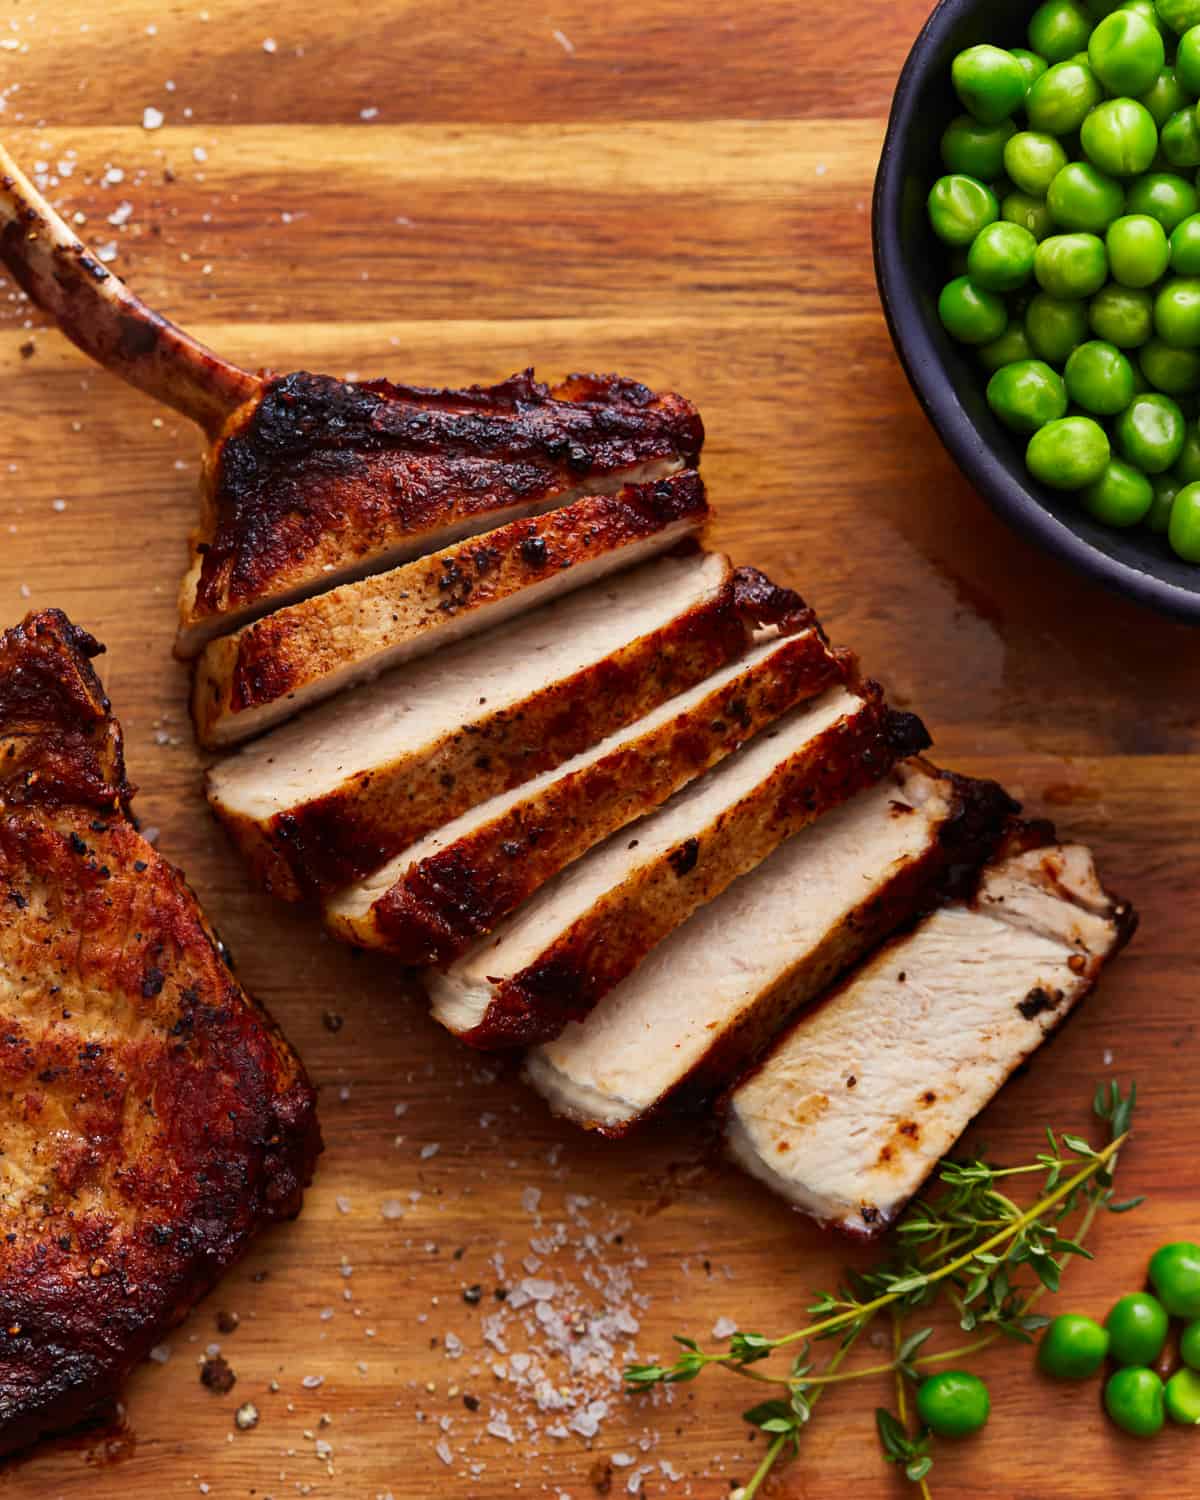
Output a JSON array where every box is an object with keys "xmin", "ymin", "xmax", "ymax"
[
  {"xmin": 142, "ymin": 106, "xmax": 164, "ymax": 130},
  {"xmin": 712, "ymin": 1315, "xmax": 738, "ymax": 1340},
  {"xmin": 380, "ymin": 1199, "xmax": 405, "ymax": 1220},
  {"xmin": 435, "ymin": 1438, "xmax": 453, "ymax": 1465}
]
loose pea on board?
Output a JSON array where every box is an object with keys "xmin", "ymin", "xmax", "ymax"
[{"xmin": 1105, "ymin": 1367, "xmax": 1166, "ymax": 1438}]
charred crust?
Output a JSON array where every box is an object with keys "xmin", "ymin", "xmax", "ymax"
[{"xmin": 730, "ymin": 566, "xmax": 819, "ymax": 638}]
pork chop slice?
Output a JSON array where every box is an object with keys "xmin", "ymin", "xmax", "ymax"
[
  {"xmin": 524, "ymin": 763, "xmax": 1014, "ymax": 1133},
  {"xmin": 724, "ymin": 832, "xmax": 1136, "ymax": 1238},
  {"xmin": 207, "ymin": 550, "xmax": 784, "ymax": 901},
  {"xmin": 191, "ymin": 470, "xmax": 711, "ymax": 750},
  {"xmin": 427, "ymin": 684, "xmax": 929, "ymax": 1049},
  {"xmin": 177, "ymin": 370, "xmax": 702, "ymax": 655},
  {"xmin": 326, "ymin": 627, "xmax": 846, "ymax": 962},
  {"xmin": 0, "ymin": 610, "xmax": 320, "ymax": 1456}
]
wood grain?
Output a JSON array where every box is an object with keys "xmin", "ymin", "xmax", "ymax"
[{"xmin": 0, "ymin": 3, "xmax": 1196, "ymax": 1496}]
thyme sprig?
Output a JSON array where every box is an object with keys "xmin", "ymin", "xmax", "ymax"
[{"xmin": 626, "ymin": 1082, "xmax": 1139, "ymax": 1499}]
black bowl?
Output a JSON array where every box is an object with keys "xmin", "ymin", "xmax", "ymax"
[{"xmin": 873, "ymin": 0, "xmax": 1200, "ymax": 623}]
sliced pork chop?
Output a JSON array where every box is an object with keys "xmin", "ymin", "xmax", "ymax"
[
  {"xmin": 207, "ymin": 551, "xmax": 794, "ymax": 901},
  {"xmin": 525, "ymin": 763, "xmax": 1015, "ymax": 1134},
  {"xmin": 428, "ymin": 684, "xmax": 929, "ymax": 1049},
  {"xmin": 326, "ymin": 628, "xmax": 846, "ymax": 962},
  {"xmin": 191, "ymin": 470, "xmax": 711, "ymax": 749},
  {"xmin": 0, "ymin": 610, "xmax": 321, "ymax": 1455},
  {"xmin": 724, "ymin": 832, "xmax": 1136, "ymax": 1238},
  {"xmin": 177, "ymin": 370, "xmax": 703, "ymax": 654}
]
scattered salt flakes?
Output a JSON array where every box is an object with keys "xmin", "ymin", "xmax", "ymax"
[
  {"xmin": 338, "ymin": 1085, "xmax": 351, "ymax": 1102},
  {"xmin": 659, "ymin": 1459, "xmax": 683, "ymax": 1482},
  {"xmin": 380, "ymin": 1199, "xmax": 405, "ymax": 1221},
  {"xmin": 435, "ymin": 1438, "xmax": 453, "ymax": 1465},
  {"xmin": 612, "ymin": 1452, "xmax": 634, "ymax": 1467},
  {"xmin": 553, "ymin": 28, "xmax": 575, "ymax": 53},
  {"xmin": 142, "ymin": 106, "xmax": 164, "ymax": 130},
  {"xmin": 815, "ymin": 162, "xmax": 828, "ymax": 177},
  {"xmin": 420, "ymin": 1143, "xmax": 440, "ymax": 1160},
  {"xmin": 95, "ymin": 241, "xmax": 118, "ymax": 263},
  {"xmin": 106, "ymin": 201, "xmax": 133, "ymax": 227},
  {"xmin": 18, "ymin": 585, "xmax": 30, "ymax": 598},
  {"xmin": 486, "ymin": 1414, "xmax": 516, "ymax": 1443},
  {"xmin": 393, "ymin": 1102, "xmax": 409, "ymax": 1117},
  {"xmin": 148, "ymin": 1344, "xmax": 171, "ymax": 1364},
  {"xmin": 262, "ymin": 37, "xmax": 278, "ymax": 53},
  {"xmin": 235, "ymin": 1401, "xmax": 259, "ymax": 1430},
  {"xmin": 479, "ymin": 1112, "xmax": 498, "ymax": 1129},
  {"xmin": 51, "ymin": 498, "xmax": 66, "ymax": 512},
  {"xmin": 360, "ymin": 106, "xmax": 380, "ymax": 120},
  {"xmin": 335, "ymin": 1195, "xmax": 352, "ymax": 1215},
  {"xmin": 712, "ymin": 1315, "xmax": 738, "ymax": 1340},
  {"xmin": 193, "ymin": 146, "xmax": 208, "ymax": 163},
  {"xmin": 142, "ymin": 826, "xmax": 160, "ymax": 845},
  {"xmin": 444, "ymin": 1332, "xmax": 464, "ymax": 1359},
  {"xmin": 1103, "ymin": 1048, "xmax": 1114, "ymax": 1066},
  {"xmin": 320, "ymin": 1308, "xmax": 334, "ymax": 1322},
  {"xmin": 520, "ymin": 1186, "xmax": 542, "ymax": 1215},
  {"xmin": 103, "ymin": 167, "xmax": 125, "ymax": 185},
  {"xmin": 198, "ymin": 1485, "xmax": 210, "ymax": 1496},
  {"xmin": 301, "ymin": 1375, "xmax": 324, "ymax": 1390},
  {"xmin": 315, "ymin": 1437, "xmax": 333, "ymax": 1459}
]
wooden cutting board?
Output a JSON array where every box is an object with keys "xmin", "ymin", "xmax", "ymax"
[{"xmin": 1, "ymin": 3, "xmax": 1196, "ymax": 1496}]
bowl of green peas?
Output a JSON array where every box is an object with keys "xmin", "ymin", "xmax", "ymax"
[{"xmin": 874, "ymin": 0, "xmax": 1200, "ymax": 620}]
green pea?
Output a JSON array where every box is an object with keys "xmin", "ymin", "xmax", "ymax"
[
  {"xmin": 979, "ymin": 323, "xmax": 1036, "ymax": 371},
  {"xmin": 928, "ymin": 175, "xmax": 1000, "ymax": 246},
  {"xmin": 1065, "ymin": 339, "xmax": 1137, "ymax": 411},
  {"xmin": 1140, "ymin": 66, "xmax": 1190, "ymax": 128},
  {"xmin": 939, "ymin": 276, "xmax": 1009, "ymax": 344},
  {"xmin": 1177, "ymin": 24, "xmax": 1200, "ymax": 92},
  {"xmin": 1165, "ymin": 1368, "xmax": 1200, "ymax": 1425},
  {"xmin": 1174, "ymin": 423, "xmax": 1200, "ymax": 484},
  {"xmin": 1127, "ymin": 0, "xmax": 1170, "ymax": 33},
  {"xmin": 1035, "ymin": 232, "xmax": 1110, "ymax": 296},
  {"xmin": 1106, "ymin": 1293, "xmax": 1170, "ymax": 1365},
  {"xmin": 1012, "ymin": 48, "xmax": 1051, "ymax": 90},
  {"xmin": 1156, "ymin": 0, "xmax": 1200, "ymax": 35},
  {"xmin": 1126, "ymin": 170, "xmax": 1200, "ymax": 229},
  {"xmin": 1027, "ymin": 290, "xmax": 1091, "ymax": 359},
  {"xmin": 1027, "ymin": 414, "xmax": 1112, "ymax": 486},
  {"xmin": 1088, "ymin": 10, "xmax": 1167, "ymax": 93},
  {"xmin": 915, "ymin": 1372, "xmax": 991, "ymax": 1438},
  {"xmin": 1004, "ymin": 132, "xmax": 1070, "ymax": 196},
  {"xmin": 941, "ymin": 114, "xmax": 1018, "ymax": 180},
  {"xmin": 1027, "ymin": 59, "xmax": 1105, "ymax": 135},
  {"xmin": 1147, "ymin": 471, "xmax": 1181, "ymax": 529},
  {"xmin": 1081, "ymin": 99, "xmax": 1160, "ymax": 177},
  {"xmin": 1116, "ymin": 389, "xmax": 1188, "ymax": 463},
  {"xmin": 1182, "ymin": 1321, "xmax": 1200, "ymax": 1370},
  {"xmin": 953, "ymin": 45, "xmax": 1029, "ymax": 124},
  {"xmin": 1105, "ymin": 1367, "xmax": 1166, "ymax": 1437},
  {"xmin": 1083, "ymin": 458, "xmax": 1156, "ymax": 522},
  {"xmin": 1029, "ymin": 0, "xmax": 1095, "ymax": 61},
  {"xmin": 1169, "ymin": 480, "xmax": 1200, "ymax": 555},
  {"xmin": 1161, "ymin": 106, "xmax": 1200, "ymax": 168},
  {"xmin": 1156, "ymin": 275, "xmax": 1200, "ymax": 346},
  {"xmin": 987, "ymin": 359, "xmax": 1070, "ymax": 431},
  {"xmin": 1170, "ymin": 212, "xmax": 1200, "ymax": 275},
  {"xmin": 1037, "ymin": 1314, "xmax": 1111, "ymax": 1379},
  {"xmin": 1105, "ymin": 213, "xmax": 1171, "ymax": 287},
  {"xmin": 1047, "ymin": 161, "xmax": 1127, "ymax": 231},
  {"xmin": 1148, "ymin": 1241, "xmax": 1200, "ymax": 1318},
  {"xmin": 1141, "ymin": 334, "xmax": 1200, "ymax": 390},
  {"xmin": 1003, "ymin": 190, "xmax": 1057, "ymax": 240},
  {"xmin": 969, "ymin": 221, "xmax": 1039, "ymax": 289},
  {"xmin": 1091, "ymin": 283, "xmax": 1156, "ymax": 344}
]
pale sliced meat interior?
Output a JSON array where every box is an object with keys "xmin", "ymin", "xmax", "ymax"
[
  {"xmin": 191, "ymin": 476, "xmax": 706, "ymax": 748},
  {"xmin": 524, "ymin": 764, "xmax": 957, "ymax": 1131},
  {"xmin": 325, "ymin": 628, "xmax": 836, "ymax": 952},
  {"xmin": 208, "ymin": 549, "xmax": 731, "ymax": 825},
  {"xmin": 725, "ymin": 843, "xmax": 1129, "ymax": 1236},
  {"xmin": 428, "ymin": 683, "xmax": 866, "ymax": 1039}
]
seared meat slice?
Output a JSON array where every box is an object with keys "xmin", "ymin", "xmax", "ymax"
[
  {"xmin": 0, "ymin": 146, "xmax": 701, "ymax": 657},
  {"xmin": 525, "ymin": 763, "xmax": 1014, "ymax": 1134},
  {"xmin": 207, "ymin": 552, "xmax": 781, "ymax": 901},
  {"xmin": 178, "ymin": 371, "xmax": 699, "ymax": 655},
  {"xmin": 326, "ymin": 628, "xmax": 845, "ymax": 962},
  {"xmin": 0, "ymin": 611, "xmax": 320, "ymax": 1456},
  {"xmin": 724, "ymin": 832, "xmax": 1136, "ymax": 1238},
  {"xmin": 192, "ymin": 470, "xmax": 710, "ymax": 749},
  {"xmin": 427, "ymin": 685, "xmax": 929, "ymax": 1049}
]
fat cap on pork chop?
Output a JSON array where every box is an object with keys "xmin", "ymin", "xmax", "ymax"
[{"xmin": 0, "ymin": 611, "xmax": 320, "ymax": 1455}]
